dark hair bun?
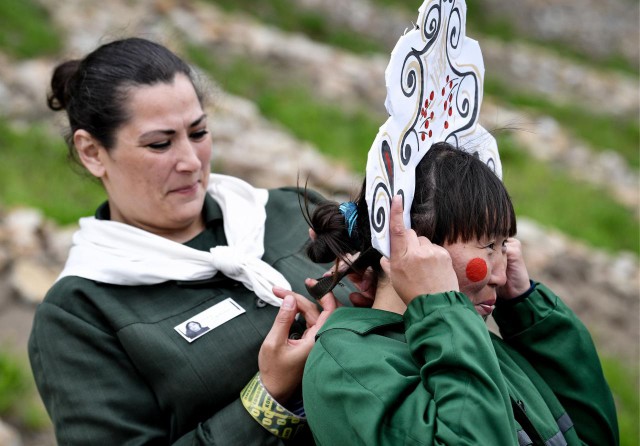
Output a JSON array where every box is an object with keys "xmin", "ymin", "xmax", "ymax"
[
  {"xmin": 47, "ymin": 59, "xmax": 81, "ymax": 111},
  {"xmin": 306, "ymin": 201, "xmax": 357, "ymax": 263}
]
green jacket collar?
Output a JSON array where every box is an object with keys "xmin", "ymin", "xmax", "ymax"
[{"xmin": 317, "ymin": 307, "xmax": 404, "ymax": 337}]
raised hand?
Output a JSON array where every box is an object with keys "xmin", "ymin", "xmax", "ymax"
[
  {"xmin": 309, "ymin": 228, "xmax": 376, "ymax": 307},
  {"xmin": 346, "ymin": 265, "xmax": 377, "ymax": 307},
  {"xmin": 257, "ymin": 285, "xmax": 337, "ymax": 402},
  {"xmin": 497, "ymin": 237, "xmax": 531, "ymax": 300},
  {"xmin": 321, "ymin": 252, "xmax": 377, "ymax": 308},
  {"xmin": 380, "ymin": 195, "xmax": 459, "ymax": 305}
]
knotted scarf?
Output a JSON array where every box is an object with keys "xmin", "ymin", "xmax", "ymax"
[{"xmin": 57, "ymin": 174, "xmax": 290, "ymax": 306}]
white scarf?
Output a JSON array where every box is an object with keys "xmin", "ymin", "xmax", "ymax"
[{"xmin": 57, "ymin": 174, "xmax": 290, "ymax": 307}]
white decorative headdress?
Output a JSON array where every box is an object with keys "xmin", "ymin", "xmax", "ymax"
[{"xmin": 365, "ymin": 0, "xmax": 501, "ymax": 257}]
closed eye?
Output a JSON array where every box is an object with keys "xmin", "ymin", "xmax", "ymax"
[
  {"xmin": 190, "ymin": 129, "xmax": 209, "ymax": 141},
  {"xmin": 148, "ymin": 140, "xmax": 171, "ymax": 149},
  {"xmin": 145, "ymin": 129, "xmax": 208, "ymax": 150}
]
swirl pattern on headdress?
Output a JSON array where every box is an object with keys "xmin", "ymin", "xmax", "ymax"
[{"xmin": 366, "ymin": 0, "xmax": 501, "ymax": 257}]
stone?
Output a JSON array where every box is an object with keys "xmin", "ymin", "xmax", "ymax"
[
  {"xmin": 42, "ymin": 224, "xmax": 76, "ymax": 264},
  {"xmin": 10, "ymin": 259, "xmax": 61, "ymax": 305},
  {"xmin": 5, "ymin": 208, "xmax": 44, "ymax": 257},
  {"xmin": 0, "ymin": 419, "xmax": 21, "ymax": 446},
  {"xmin": 0, "ymin": 246, "xmax": 10, "ymax": 272}
]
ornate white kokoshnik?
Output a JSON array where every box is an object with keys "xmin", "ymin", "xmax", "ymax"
[{"xmin": 365, "ymin": 0, "xmax": 501, "ymax": 258}]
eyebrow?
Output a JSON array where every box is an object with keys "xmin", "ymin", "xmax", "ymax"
[{"xmin": 138, "ymin": 114, "xmax": 207, "ymax": 140}]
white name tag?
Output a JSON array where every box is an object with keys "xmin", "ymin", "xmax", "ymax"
[{"xmin": 175, "ymin": 297, "xmax": 246, "ymax": 343}]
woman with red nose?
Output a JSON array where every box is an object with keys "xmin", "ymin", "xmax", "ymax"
[{"xmin": 301, "ymin": 143, "xmax": 618, "ymax": 446}]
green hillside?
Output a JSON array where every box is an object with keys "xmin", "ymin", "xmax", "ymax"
[{"xmin": 0, "ymin": 0, "xmax": 637, "ymax": 443}]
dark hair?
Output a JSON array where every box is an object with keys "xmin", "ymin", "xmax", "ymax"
[
  {"xmin": 307, "ymin": 142, "xmax": 516, "ymax": 269},
  {"xmin": 47, "ymin": 37, "xmax": 204, "ymax": 166}
]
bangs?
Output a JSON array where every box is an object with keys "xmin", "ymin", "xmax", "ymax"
[
  {"xmin": 437, "ymin": 154, "xmax": 516, "ymax": 244},
  {"xmin": 411, "ymin": 144, "xmax": 516, "ymax": 245}
]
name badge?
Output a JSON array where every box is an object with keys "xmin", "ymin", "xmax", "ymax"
[{"xmin": 175, "ymin": 297, "xmax": 246, "ymax": 343}]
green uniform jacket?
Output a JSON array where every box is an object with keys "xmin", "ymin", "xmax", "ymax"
[
  {"xmin": 29, "ymin": 188, "xmax": 350, "ymax": 445},
  {"xmin": 303, "ymin": 285, "xmax": 618, "ymax": 446}
]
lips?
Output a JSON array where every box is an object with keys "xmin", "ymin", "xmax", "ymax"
[
  {"xmin": 474, "ymin": 296, "xmax": 496, "ymax": 317},
  {"xmin": 169, "ymin": 182, "xmax": 199, "ymax": 194},
  {"xmin": 475, "ymin": 303, "xmax": 495, "ymax": 316}
]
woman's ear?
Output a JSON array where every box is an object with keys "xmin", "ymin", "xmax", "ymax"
[{"xmin": 74, "ymin": 130, "xmax": 106, "ymax": 178}]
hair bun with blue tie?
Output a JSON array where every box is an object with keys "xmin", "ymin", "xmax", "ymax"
[{"xmin": 339, "ymin": 201, "xmax": 358, "ymax": 239}]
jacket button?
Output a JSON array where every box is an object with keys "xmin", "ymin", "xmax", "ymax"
[
  {"xmin": 288, "ymin": 332, "xmax": 302, "ymax": 340},
  {"xmin": 255, "ymin": 298, "xmax": 267, "ymax": 308}
]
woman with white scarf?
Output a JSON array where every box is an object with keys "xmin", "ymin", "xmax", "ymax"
[{"xmin": 28, "ymin": 37, "xmax": 349, "ymax": 445}]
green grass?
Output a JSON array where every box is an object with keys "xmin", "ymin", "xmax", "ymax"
[
  {"xmin": 206, "ymin": 0, "xmax": 384, "ymax": 54},
  {"xmin": 0, "ymin": 350, "xmax": 50, "ymax": 430},
  {"xmin": 499, "ymin": 135, "xmax": 639, "ymax": 255},
  {"xmin": 189, "ymin": 46, "xmax": 638, "ymax": 255},
  {"xmin": 371, "ymin": 0, "xmax": 639, "ymax": 76},
  {"xmin": 0, "ymin": 0, "xmax": 62, "ymax": 58},
  {"xmin": 199, "ymin": 0, "xmax": 639, "ymax": 169},
  {"xmin": 187, "ymin": 45, "xmax": 381, "ymax": 171},
  {"xmin": 0, "ymin": 351, "xmax": 29, "ymax": 414},
  {"xmin": 200, "ymin": 1, "xmax": 639, "ymax": 169},
  {"xmin": 485, "ymin": 77, "xmax": 640, "ymax": 169},
  {"xmin": 464, "ymin": 0, "xmax": 639, "ymax": 76},
  {"xmin": 0, "ymin": 120, "xmax": 105, "ymax": 223},
  {"xmin": 601, "ymin": 356, "xmax": 640, "ymax": 446},
  {"xmin": 256, "ymin": 88, "xmax": 379, "ymax": 171},
  {"xmin": 1, "ymin": 44, "xmax": 635, "ymax": 257},
  {"xmin": 0, "ymin": 3, "xmax": 637, "ymax": 441}
]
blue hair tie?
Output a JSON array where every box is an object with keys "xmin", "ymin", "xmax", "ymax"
[{"xmin": 339, "ymin": 202, "xmax": 358, "ymax": 238}]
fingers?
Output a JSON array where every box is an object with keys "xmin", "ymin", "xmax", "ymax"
[
  {"xmin": 504, "ymin": 237, "xmax": 531, "ymax": 297},
  {"xmin": 379, "ymin": 256, "xmax": 391, "ymax": 277},
  {"xmin": 349, "ymin": 292, "xmax": 374, "ymax": 308},
  {"xmin": 313, "ymin": 284, "xmax": 338, "ymax": 313},
  {"xmin": 505, "ymin": 237, "xmax": 523, "ymax": 259},
  {"xmin": 303, "ymin": 279, "xmax": 339, "ymax": 323},
  {"xmin": 384, "ymin": 194, "xmax": 459, "ymax": 303},
  {"xmin": 273, "ymin": 286, "xmax": 318, "ymax": 323},
  {"xmin": 272, "ymin": 283, "xmax": 338, "ymax": 327},
  {"xmin": 300, "ymin": 307, "xmax": 333, "ymax": 341},
  {"xmin": 504, "ymin": 237, "xmax": 525, "ymax": 271},
  {"xmin": 263, "ymin": 294, "xmax": 298, "ymax": 346},
  {"xmin": 346, "ymin": 265, "xmax": 373, "ymax": 294},
  {"xmin": 321, "ymin": 252, "xmax": 359, "ymax": 279},
  {"xmin": 272, "ymin": 285, "xmax": 292, "ymax": 300},
  {"xmin": 388, "ymin": 195, "xmax": 425, "ymax": 260},
  {"xmin": 388, "ymin": 195, "xmax": 408, "ymax": 259},
  {"xmin": 260, "ymin": 283, "xmax": 335, "ymax": 403}
]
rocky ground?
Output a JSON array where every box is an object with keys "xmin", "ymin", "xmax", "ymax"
[{"xmin": 0, "ymin": 0, "xmax": 638, "ymax": 444}]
